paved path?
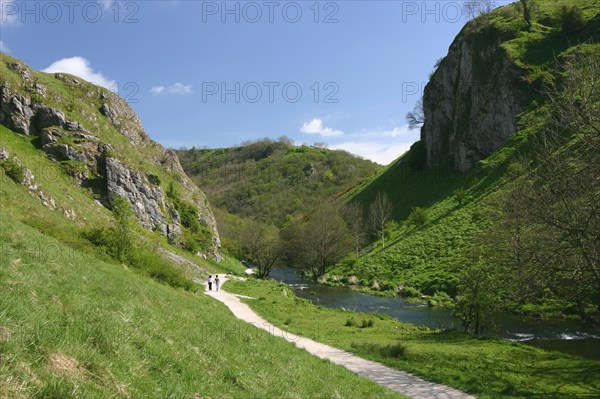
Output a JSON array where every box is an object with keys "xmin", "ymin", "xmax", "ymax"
[{"xmin": 205, "ymin": 277, "xmax": 477, "ymax": 399}]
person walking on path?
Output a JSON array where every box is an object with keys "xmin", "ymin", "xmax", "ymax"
[
  {"xmin": 215, "ymin": 275, "xmax": 221, "ymax": 291},
  {"xmin": 208, "ymin": 275, "xmax": 213, "ymax": 291}
]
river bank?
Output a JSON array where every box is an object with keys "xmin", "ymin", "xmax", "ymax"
[
  {"xmin": 225, "ymin": 277, "xmax": 600, "ymax": 399},
  {"xmin": 268, "ymin": 266, "xmax": 600, "ymax": 360}
]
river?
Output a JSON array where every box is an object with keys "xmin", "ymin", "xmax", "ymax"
[{"xmin": 269, "ymin": 266, "xmax": 600, "ymax": 361}]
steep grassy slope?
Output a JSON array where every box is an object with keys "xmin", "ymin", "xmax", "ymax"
[
  {"xmin": 0, "ymin": 211, "xmax": 402, "ymax": 398},
  {"xmin": 176, "ymin": 141, "xmax": 380, "ymax": 227},
  {"xmin": 336, "ymin": 0, "xmax": 600, "ymax": 297}
]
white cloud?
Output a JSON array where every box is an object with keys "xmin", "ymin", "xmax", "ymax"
[
  {"xmin": 360, "ymin": 125, "xmax": 412, "ymax": 138},
  {"xmin": 323, "ymin": 124, "xmax": 420, "ymax": 165},
  {"xmin": 151, "ymin": 83, "xmax": 192, "ymax": 95},
  {"xmin": 300, "ymin": 118, "xmax": 344, "ymax": 137},
  {"xmin": 42, "ymin": 56, "xmax": 115, "ymax": 89},
  {"xmin": 0, "ymin": 40, "xmax": 9, "ymax": 53},
  {"xmin": 331, "ymin": 141, "xmax": 414, "ymax": 166}
]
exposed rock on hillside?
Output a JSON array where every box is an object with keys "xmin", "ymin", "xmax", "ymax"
[
  {"xmin": 421, "ymin": 24, "xmax": 530, "ymax": 171},
  {"xmin": 0, "ymin": 56, "xmax": 221, "ymax": 260}
]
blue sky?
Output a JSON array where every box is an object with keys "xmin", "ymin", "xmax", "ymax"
[{"xmin": 0, "ymin": 0, "xmax": 510, "ymax": 164}]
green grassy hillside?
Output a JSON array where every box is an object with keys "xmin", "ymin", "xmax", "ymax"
[
  {"xmin": 336, "ymin": 0, "xmax": 600, "ymax": 301},
  {"xmin": 0, "ymin": 52, "xmax": 220, "ymax": 261},
  {"xmin": 0, "ymin": 211, "xmax": 402, "ymax": 398},
  {"xmin": 176, "ymin": 141, "xmax": 381, "ymax": 227}
]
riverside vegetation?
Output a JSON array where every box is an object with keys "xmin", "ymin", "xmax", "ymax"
[{"xmin": 226, "ymin": 278, "xmax": 600, "ymax": 399}]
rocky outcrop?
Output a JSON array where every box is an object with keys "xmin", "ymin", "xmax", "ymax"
[
  {"xmin": 0, "ymin": 84, "xmax": 34, "ymax": 135},
  {"xmin": 105, "ymin": 156, "xmax": 180, "ymax": 241},
  {"xmin": 0, "ymin": 57, "xmax": 221, "ymax": 260},
  {"xmin": 421, "ymin": 23, "xmax": 529, "ymax": 171},
  {"xmin": 99, "ymin": 94, "xmax": 148, "ymax": 146}
]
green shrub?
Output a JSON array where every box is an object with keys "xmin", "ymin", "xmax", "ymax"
[
  {"xmin": 128, "ymin": 247, "xmax": 194, "ymax": 291},
  {"xmin": 182, "ymin": 228, "xmax": 211, "ymax": 253},
  {"xmin": 83, "ymin": 197, "xmax": 193, "ymax": 291},
  {"xmin": 407, "ymin": 207, "xmax": 428, "ymax": 227},
  {"xmin": 453, "ymin": 188, "xmax": 467, "ymax": 206},
  {"xmin": 558, "ymin": 5, "xmax": 585, "ymax": 35},
  {"xmin": 60, "ymin": 160, "xmax": 88, "ymax": 177},
  {"xmin": 344, "ymin": 317, "xmax": 356, "ymax": 327},
  {"xmin": 1, "ymin": 158, "xmax": 25, "ymax": 183},
  {"xmin": 352, "ymin": 341, "xmax": 406, "ymax": 359},
  {"xmin": 381, "ymin": 342, "xmax": 406, "ymax": 358},
  {"xmin": 148, "ymin": 173, "xmax": 161, "ymax": 186},
  {"xmin": 398, "ymin": 286, "xmax": 422, "ymax": 298},
  {"xmin": 360, "ymin": 319, "xmax": 374, "ymax": 328}
]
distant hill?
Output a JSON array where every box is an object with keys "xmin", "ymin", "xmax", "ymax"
[{"xmin": 176, "ymin": 141, "xmax": 381, "ymax": 227}]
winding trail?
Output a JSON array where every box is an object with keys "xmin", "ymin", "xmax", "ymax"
[{"xmin": 205, "ymin": 277, "xmax": 477, "ymax": 399}]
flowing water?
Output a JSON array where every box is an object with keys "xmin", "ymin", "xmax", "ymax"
[{"xmin": 269, "ymin": 266, "xmax": 600, "ymax": 361}]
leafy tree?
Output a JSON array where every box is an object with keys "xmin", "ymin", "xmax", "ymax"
[
  {"xmin": 517, "ymin": 0, "xmax": 538, "ymax": 28},
  {"xmin": 558, "ymin": 4, "xmax": 585, "ymax": 35},
  {"xmin": 481, "ymin": 48, "xmax": 600, "ymax": 320},
  {"xmin": 368, "ymin": 192, "xmax": 394, "ymax": 248},
  {"xmin": 110, "ymin": 195, "xmax": 137, "ymax": 262},
  {"xmin": 453, "ymin": 256, "xmax": 501, "ymax": 335}
]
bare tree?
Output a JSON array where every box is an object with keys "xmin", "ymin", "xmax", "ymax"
[
  {"xmin": 240, "ymin": 220, "xmax": 281, "ymax": 278},
  {"xmin": 343, "ymin": 202, "xmax": 367, "ymax": 258},
  {"xmin": 462, "ymin": 0, "xmax": 496, "ymax": 23},
  {"xmin": 369, "ymin": 192, "xmax": 394, "ymax": 248},
  {"xmin": 288, "ymin": 202, "xmax": 352, "ymax": 280},
  {"xmin": 406, "ymin": 98, "xmax": 424, "ymax": 130}
]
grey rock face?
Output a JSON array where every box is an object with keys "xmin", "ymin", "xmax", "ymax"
[
  {"xmin": 100, "ymin": 94, "xmax": 148, "ymax": 145},
  {"xmin": 0, "ymin": 67, "xmax": 221, "ymax": 260},
  {"xmin": 105, "ymin": 157, "xmax": 168, "ymax": 231},
  {"xmin": 421, "ymin": 26, "xmax": 528, "ymax": 171},
  {"xmin": 0, "ymin": 83, "xmax": 90, "ymax": 136},
  {"xmin": 34, "ymin": 104, "xmax": 67, "ymax": 129},
  {"xmin": 0, "ymin": 83, "xmax": 34, "ymax": 134}
]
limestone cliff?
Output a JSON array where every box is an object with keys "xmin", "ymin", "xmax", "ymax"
[
  {"xmin": 0, "ymin": 54, "xmax": 221, "ymax": 260},
  {"xmin": 421, "ymin": 19, "xmax": 530, "ymax": 171}
]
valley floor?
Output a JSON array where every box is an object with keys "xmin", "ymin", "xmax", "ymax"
[
  {"xmin": 206, "ymin": 277, "xmax": 475, "ymax": 399},
  {"xmin": 225, "ymin": 278, "xmax": 600, "ymax": 399}
]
